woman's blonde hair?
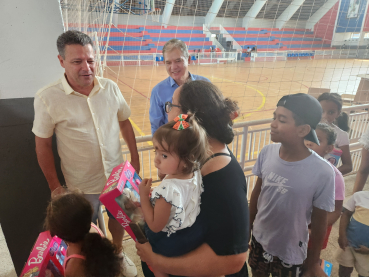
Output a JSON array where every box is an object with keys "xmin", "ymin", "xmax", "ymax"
[{"xmin": 153, "ymin": 113, "xmax": 209, "ymax": 174}]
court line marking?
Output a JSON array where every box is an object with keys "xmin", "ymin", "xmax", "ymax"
[
  {"xmin": 129, "ymin": 118, "xmax": 153, "ymax": 146},
  {"xmin": 210, "ymin": 76, "xmax": 266, "ymax": 122}
]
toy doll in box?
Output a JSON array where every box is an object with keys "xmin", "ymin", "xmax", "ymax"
[
  {"xmin": 21, "ymin": 231, "xmax": 67, "ymax": 277},
  {"xmin": 100, "ymin": 161, "xmax": 145, "ymax": 242}
]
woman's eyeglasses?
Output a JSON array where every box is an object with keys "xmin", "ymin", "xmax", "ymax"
[{"xmin": 165, "ymin": 101, "xmax": 181, "ymax": 113}]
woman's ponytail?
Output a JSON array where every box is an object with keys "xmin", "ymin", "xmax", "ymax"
[
  {"xmin": 336, "ymin": 112, "xmax": 350, "ymax": 132},
  {"xmin": 82, "ymin": 233, "xmax": 122, "ymax": 277}
]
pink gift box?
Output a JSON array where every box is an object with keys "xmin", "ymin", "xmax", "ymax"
[
  {"xmin": 21, "ymin": 231, "xmax": 67, "ymax": 277},
  {"xmin": 99, "ymin": 161, "xmax": 144, "ymax": 241}
]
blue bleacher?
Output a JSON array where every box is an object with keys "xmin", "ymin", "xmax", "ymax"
[
  {"xmin": 147, "ymin": 37, "xmax": 209, "ymax": 42},
  {"xmin": 279, "ymin": 37, "xmax": 322, "ymax": 41},
  {"xmin": 271, "ymin": 31, "xmax": 314, "ymax": 35},
  {"xmin": 101, "ymin": 37, "xmax": 144, "ymax": 42},
  {"xmin": 157, "ymin": 45, "xmax": 216, "ymax": 51},
  {"xmin": 284, "ymin": 44, "xmax": 331, "ymax": 48},
  {"xmin": 234, "ymin": 37, "xmax": 274, "ymax": 41},
  {"xmin": 146, "ymin": 29, "xmax": 203, "ymax": 34}
]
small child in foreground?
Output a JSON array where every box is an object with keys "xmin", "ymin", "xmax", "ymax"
[
  {"xmin": 336, "ymin": 191, "xmax": 369, "ymax": 277},
  {"xmin": 139, "ymin": 114, "xmax": 209, "ymax": 277},
  {"xmin": 305, "ymin": 123, "xmax": 345, "ymax": 249},
  {"xmin": 45, "ymin": 192, "xmax": 122, "ymax": 277}
]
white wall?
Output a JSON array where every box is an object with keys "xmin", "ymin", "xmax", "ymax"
[{"xmin": 0, "ymin": 0, "xmax": 64, "ymax": 99}]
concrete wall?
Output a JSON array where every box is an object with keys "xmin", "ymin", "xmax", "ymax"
[
  {"xmin": 0, "ymin": 0, "xmax": 64, "ymax": 274},
  {"xmin": 0, "ymin": 0, "xmax": 64, "ymax": 99},
  {"xmin": 313, "ymin": 2, "xmax": 339, "ymax": 44}
]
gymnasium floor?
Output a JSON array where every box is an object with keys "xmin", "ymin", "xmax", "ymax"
[
  {"xmin": 105, "ymin": 58, "xmax": 369, "ymax": 138},
  {"xmin": 2, "ymin": 59, "xmax": 368, "ymax": 277}
]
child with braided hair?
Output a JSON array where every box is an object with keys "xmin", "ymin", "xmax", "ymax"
[{"xmin": 139, "ymin": 113, "xmax": 209, "ymax": 277}]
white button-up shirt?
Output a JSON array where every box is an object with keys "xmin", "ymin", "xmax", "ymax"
[{"xmin": 32, "ymin": 75, "xmax": 131, "ymax": 193}]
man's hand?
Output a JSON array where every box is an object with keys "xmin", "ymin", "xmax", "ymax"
[
  {"xmin": 354, "ymin": 245, "xmax": 369, "ymax": 254},
  {"xmin": 51, "ymin": 185, "xmax": 66, "ymax": 198},
  {"xmin": 130, "ymin": 159, "xmax": 140, "ymax": 175},
  {"xmin": 302, "ymin": 263, "xmax": 327, "ymax": 277},
  {"xmin": 136, "ymin": 241, "xmax": 156, "ymax": 265},
  {"xmin": 139, "ymin": 178, "xmax": 152, "ymax": 198},
  {"xmin": 338, "ymin": 235, "xmax": 349, "ymax": 250}
]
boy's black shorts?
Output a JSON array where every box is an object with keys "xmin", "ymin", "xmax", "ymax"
[{"xmin": 248, "ymin": 236, "xmax": 303, "ymax": 277}]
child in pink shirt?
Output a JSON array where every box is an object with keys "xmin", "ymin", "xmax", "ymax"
[{"xmin": 305, "ymin": 123, "xmax": 345, "ymax": 248}]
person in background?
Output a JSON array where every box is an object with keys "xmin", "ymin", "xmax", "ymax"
[
  {"xmin": 318, "ymin": 92, "xmax": 352, "ymax": 175},
  {"xmin": 149, "ymin": 39, "xmax": 210, "ymax": 135},
  {"xmin": 137, "ymin": 80, "xmax": 249, "ymax": 277},
  {"xmin": 249, "ymin": 94, "xmax": 335, "ymax": 277},
  {"xmin": 33, "ymin": 30, "xmax": 139, "ymax": 276},
  {"xmin": 45, "ymin": 192, "xmax": 122, "ymax": 277},
  {"xmin": 353, "ymin": 127, "xmax": 369, "ymax": 192},
  {"xmin": 305, "ymin": 123, "xmax": 345, "ymax": 251},
  {"xmin": 336, "ymin": 190, "xmax": 369, "ymax": 277},
  {"xmin": 247, "ymin": 47, "xmax": 252, "ymax": 57}
]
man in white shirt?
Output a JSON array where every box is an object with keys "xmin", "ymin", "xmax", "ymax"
[{"xmin": 33, "ymin": 30, "xmax": 139, "ymax": 276}]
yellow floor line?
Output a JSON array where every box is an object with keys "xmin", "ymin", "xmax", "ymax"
[
  {"xmin": 210, "ymin": 76, "xmax": 266, "ymax": 122},
  {"xmin": 129, "ymin": 118, "xmax": 153, "ymax": 146}
]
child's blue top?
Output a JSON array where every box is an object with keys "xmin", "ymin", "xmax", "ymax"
[{"xmin": 345, "ymin": 191, "xmax": 369, "ymax": 248}]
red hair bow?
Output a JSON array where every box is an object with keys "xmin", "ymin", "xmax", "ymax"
[{"xmin": 173, "ymin": 114, "xmax": 190, "ymax": 130}]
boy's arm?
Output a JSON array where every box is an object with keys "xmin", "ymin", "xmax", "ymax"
[
  {"xmin": 136, "ymin": 242, "xmax": 247, "ymax": 276},
  {"xmin": 302, "ymin": 206, "xmax": 328, "ymax": 277},
  {"xmin": 353, "ymin": 148, "xmax": 369, "ymax": 192},
  {"xmin": 338, "ymin": 209, "xmax": 353, "ymax": 250},
  {"xmin": 119, "ymin": 119, "xmax": 140, "ymax": 174},
  {"xmin": 327, "ymin": 200, "xmax": 343, "ymax": 226},
  {"xmin": 249, "ymin": 177, "xmax": 262, "ymax": 240}
]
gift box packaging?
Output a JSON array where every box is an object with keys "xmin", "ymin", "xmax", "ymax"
[
  {"xmin": 99, "ymin": 161, "xmax": 144, "ymax": 241},
  {"xmin": 21, "ymin": 231, "xmax": 67, "ymax": 277}
]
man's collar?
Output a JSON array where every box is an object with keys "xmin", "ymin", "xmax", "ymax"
[
  {"xmin": 169, "ymin": 72, "xmax": 194, "ymax": 87},
  {"xmin": 61, "ymin": 74, "xmax": 104, "ymax": 95}
]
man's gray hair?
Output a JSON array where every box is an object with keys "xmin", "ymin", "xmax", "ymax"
[
  {"xmin": 162, "ymin": 39, "xmax": 189, "ymax": 60},
  {"xmin": 57, "ymin": 30, "xmax": 93, "ymax": 59}
]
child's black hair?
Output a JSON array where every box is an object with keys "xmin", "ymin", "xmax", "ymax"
[
  {"xmin": 44, "ymin": 192, "xmax": 122, "ymax": 277},
  {"xmin": 318, "ymin": 92, "xmax": 350, "ymax": 132},
  {"xmin": 316, "ymin": 123, "xmax": 337, "ymax": 145}
]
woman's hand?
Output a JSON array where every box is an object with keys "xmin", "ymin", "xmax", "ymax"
[
  {"xmin": 136, "ymin": 241, "xmax": 156, "ymax": 265},
  {"xmin": 139, "ymin": 178, "xmax": 152, "ymax": 198}
]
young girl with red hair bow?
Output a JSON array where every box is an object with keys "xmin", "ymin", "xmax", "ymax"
[{"xmin": 139, "ymin": 114, "xmax": 209, "ymax": 277}]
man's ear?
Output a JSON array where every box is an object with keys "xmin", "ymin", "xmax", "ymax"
[
  {"xmin": 58, "ymin": 55, "xmax": 65, "ymax": 69},
  {"xmin": 297, "ymin": 124, "xmax": 311, "ymax": 138}
]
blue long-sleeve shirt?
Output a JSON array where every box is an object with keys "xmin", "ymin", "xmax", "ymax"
[{"xmin": 149, "ymin": 73, "xmax": 210, "ymax": 135}]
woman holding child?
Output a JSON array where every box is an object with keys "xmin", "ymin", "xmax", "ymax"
[{"xmin": 136, "ymin": 80, "xmax": 250, "ymax": 276}]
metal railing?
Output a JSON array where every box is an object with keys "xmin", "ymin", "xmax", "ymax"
[{"xmin": 121, "ymin": 103, "xmax": 369, "ymax": 196}]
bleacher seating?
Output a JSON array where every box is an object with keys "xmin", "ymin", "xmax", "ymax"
[
  {"xmin": 91, "ymin": 25, "xmax": 334, "ymax": 64},
  {"xmin": 224, "ymin": 27, "xmax": 334, "ymax": 52},
  {"xmin": 94, "ymin": 25, "xmax": 215, "ymax": 54}
]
